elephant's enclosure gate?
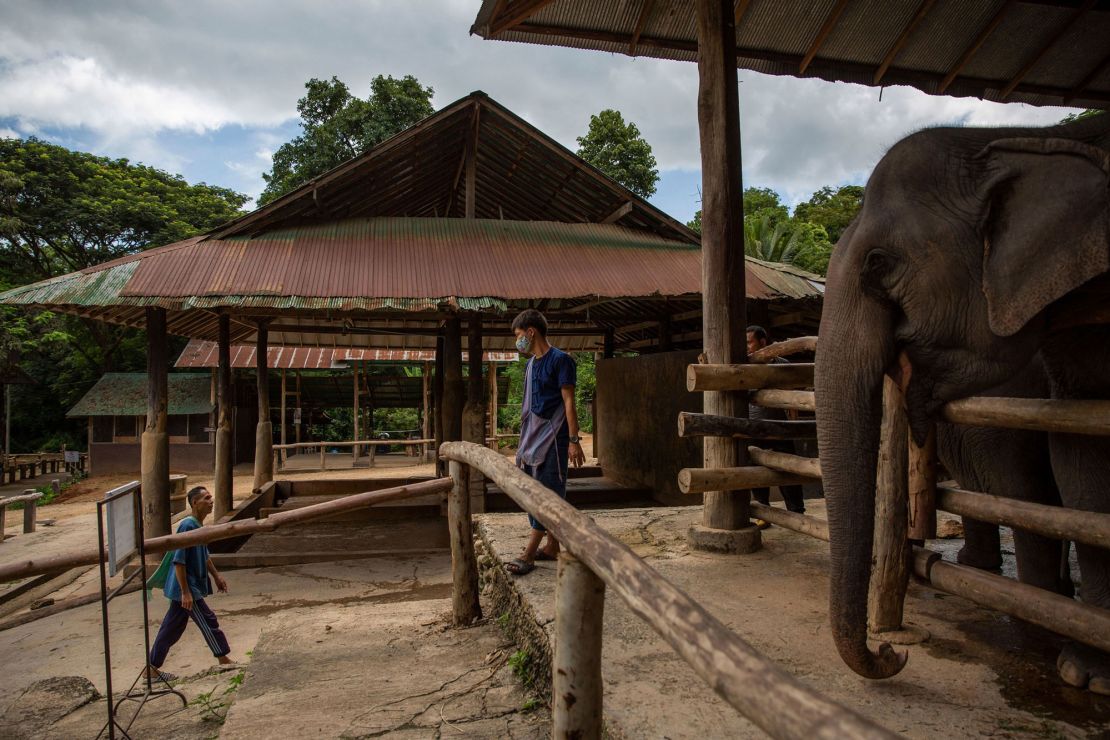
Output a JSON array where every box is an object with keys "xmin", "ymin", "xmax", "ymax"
[{"xmin": 679, "ymin": 336, "xmax": 1110, "ymax": 655}]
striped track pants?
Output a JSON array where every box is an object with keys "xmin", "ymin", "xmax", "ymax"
[{"xmin": 149, "ymin": 598, "xmax": 230, "ymax": 668}]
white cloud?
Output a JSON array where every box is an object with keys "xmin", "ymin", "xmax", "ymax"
[
  {"xmin": 0, "ymin": 0, "xmax": 1082, "ymax": 208},
  {"xmin": 0, "ymin": 127, "xmax": 19, "ymax": 139}
]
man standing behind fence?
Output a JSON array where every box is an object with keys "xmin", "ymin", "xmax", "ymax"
[
  {"xmin": 505, "ymin": 309, "xmax": 585, "ymax": 576},
  {"xmin": 146, "ymin": 486, "xmax": 233, "ymax": 681}
]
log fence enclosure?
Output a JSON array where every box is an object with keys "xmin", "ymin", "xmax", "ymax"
[
  {"xmin": 439, "ymin": 441, "xmax": 894, "ymax": 739},
  {"xmin": 680, "ymin": 336, "xmax": 1110, "ymax": 653},
  {"xmin": 1, "ymin": 452, "xmax": 86, "ymax": 484}
]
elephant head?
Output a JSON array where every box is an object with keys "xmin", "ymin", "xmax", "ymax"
[{"xmin": 815, "ymin": 116, "xmax": 1110, "ymax": 679}]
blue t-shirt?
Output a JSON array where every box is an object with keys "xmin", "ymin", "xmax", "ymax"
[
  {"xmin": 526, "ymin": 347, "xmax": 576, "ymax": 433},
  {"xmin": 164, "ymin": 517, "xmax": 211, "ymax": 602}
]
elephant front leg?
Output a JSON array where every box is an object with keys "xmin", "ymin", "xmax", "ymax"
[
  {"xmin": 957, "ymin": 518, "xmax": 1003, "ymax": 571},
  {"xmin": 1050, "ymin": 431, "xmax": 1110, "ymax": 695}
]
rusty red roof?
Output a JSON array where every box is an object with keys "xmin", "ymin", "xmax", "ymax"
[{"xmin": 174, "ymin": 339, "xmax": 518, "ymax": 369}]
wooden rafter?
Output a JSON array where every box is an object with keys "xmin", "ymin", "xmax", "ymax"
[
  {"xmin": 444, "ymin": 102, "xmax": 481, "ymax": 216},
  {"xmin": 599, "ymin": 201, "xmax": 633, "ymax": 224},
  {"xmin": 491, "ymin": 0, "xmax": 559, "ymax": 35},
  {"xmin": 938, "ymin": 0, "xmax": 1017, "ymax": 94},
  {"xmin": 1000, "ymin": 0, "xmax": 1096, "ymax": 100},
  {"xmin": 873, "ymin": 0, "xmax": 938, "ymax": 85},
  {"xmin": 799, "ymin": 0, "xmax": 852, "ymax": 75},
  {"xmin": 734, "ymin": 0, "xmax": 754, "ymax": 26},
  {"xmin": 629, "ymin": 0, "xmax": 656, "ymax": 56},
  {"xmin": 1065, "ymin": 51, "xmax": 1110, "ymax": 104}
]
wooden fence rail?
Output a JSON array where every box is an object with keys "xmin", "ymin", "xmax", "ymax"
[{"xmin": 440, "ymin": 441, "xmax": 894, "ymax": 740}]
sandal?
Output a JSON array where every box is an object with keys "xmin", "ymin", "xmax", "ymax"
[
  {"xmin": 505, "ymin": 558, "xmax": 536, "ymax": 576},
  {"xmin": 151, "ymin": 670, "xmax": 177, "ymax": 683}
]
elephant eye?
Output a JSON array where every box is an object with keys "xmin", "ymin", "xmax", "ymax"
[{"xmin": 861, "ymin": 248, "xmax": 898, "ymax": 301}]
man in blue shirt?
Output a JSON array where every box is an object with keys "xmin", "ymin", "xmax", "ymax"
[
  {"xmin": 146, "ymin": 486, "xmax": 232, "ymax": 681},
  {"xmin": 505, "ymin": 309, "xmax": 585, "ymax": 576}
]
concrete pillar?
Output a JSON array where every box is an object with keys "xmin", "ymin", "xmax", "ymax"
[
  {"xmin": 141, "ymin": 307, "xmax": 171, "ymax": 538},
  {"xmin": 253, "ymin": 320, "xmax": 273, "ymax": 491},
  {"xmin": 214, "ymin": 314, "xmax": 234, "ymax": 520}
]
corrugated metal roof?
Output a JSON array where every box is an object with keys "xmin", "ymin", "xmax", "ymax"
[
  {"xmin": 471, "ymin": 0, "xmax": 1110, "ymax": 111},
  {"xmin": 174, "ymin": 339, "xmax": 518, "ymax": 369},
  {"xmin": 67, "ymin": 373, "xmax": 213, "ymax": 417}
]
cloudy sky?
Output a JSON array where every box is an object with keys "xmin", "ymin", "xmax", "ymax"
[{"xmin": 0, "ymin": 0, "xmax": 1077, "ymax": 223}]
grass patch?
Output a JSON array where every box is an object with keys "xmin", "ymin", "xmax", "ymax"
[{"xmin": 190, "ymin": 669, "xmax": 245, "ymax": 724}]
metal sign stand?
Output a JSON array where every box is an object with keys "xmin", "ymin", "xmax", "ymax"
[{"xmin": 95, "ymin": 482, "xmax": 186, "ymax": 740}]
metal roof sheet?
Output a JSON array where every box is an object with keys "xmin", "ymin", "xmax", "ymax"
[
  {"xmin": 471, "ymin": 0, "xmax": 1110, "ymax": 111},
  {"xmin": 174, "ymin": 339, "xmax": 519, "ymax": 369},
  {"xmin": 67, "ymin": 373, "xmax": 213, "ymax": 417}
]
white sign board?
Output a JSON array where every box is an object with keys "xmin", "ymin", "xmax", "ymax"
[
  {"xmin": 64, "ymin": 450, "xmax": 79, "ymax": 464},
  {"xmin": 105, "ymin": 488, "xmax": 138, "ymax": 577}
]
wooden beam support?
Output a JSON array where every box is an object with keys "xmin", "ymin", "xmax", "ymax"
[
  {"xmin": 434, "ymin": 335, "xmax": 445, "ymax": 476},
  {"xmin": 873, "ymin": 0, "xmax": 937, "ymax": 84},
  {"xmin": 214, "ymin": 314, "xmax": 233, "ymax": 520},
  {"xmin": 599, "ymin": 200, "xmax": 633, "ymax": 224},
  {"xmin": 799, "ymin": 0, "xmax": 851, "ymax": 74},
  {"xmin": 629, "ymin": 0, "xmax": 656, "ymax": 56},
  {"xmin": 1000, "ymin": 0, "xmax": 1095, "ymax": 100},
  {"xmin": 677, "ymin": 412, "xmax": 816, "ymax": 440},
  {"xmin": 938, "ymin": 0, "xmax": 1016, "ymax": 93},
  {"xmin": 747, "ymin": 446, "xmax": 822, "ymax": 478},
  {"xmin": 443, "ymin": 317, "xmax": 464, "ymax": 446},
  {"xmin": 694, "ymin": 0, "xmax": 754, "ymax": 539},
  {"xmin": 907, "ymin": 422, "xmax": 937, "ymax": 541},
  {"xmin": 490, "ymin": 0, "xmax": 559, "ymax": 35},
  {"xmin": 141, "ymin": 307, "xmax": 171, "ymax": 539},
  {"xmin": 553, "ymin": 552, "xmax": 605, "ymax": 738},
  {"xmin": 465, "ymin": 104, "xmax": 480, "ymax": 219},
  {"xmin": 448, "ymin": 460, "xmax": 482, "ymax": 626},
  {"xmin": 679, "ymin": 465, "xmax": 811, "ymax": 494},
  {"xmin": 748, "ymin": 336, "xmax": 817, "ymax": 363},
  {"xmin": 253, "ymin": 320, "xmax": 273, "ymax": 490},
  {"xmin": 687, "ymin": 363, "xmax": 814, "ymax": 392}
]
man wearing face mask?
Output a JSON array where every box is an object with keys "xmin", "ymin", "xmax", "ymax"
[{"xmin": 505, "ymin": 309, "xmax": 585, "ymax": 576}]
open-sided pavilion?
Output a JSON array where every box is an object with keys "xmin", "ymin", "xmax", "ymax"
[
  {"xmin": 469, "ymin": 0, "xmax": 1110, "ymax": 550},
  {"xmin": 0, "ymin": 90, "xmax": 822, "ymax": 539}
]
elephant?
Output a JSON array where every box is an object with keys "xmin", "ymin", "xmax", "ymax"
[{"xmin": 813, "ymin": 112, "xmax": 1110, "ymax": 693}]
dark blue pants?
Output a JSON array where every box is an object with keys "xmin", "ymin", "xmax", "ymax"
[
  {"xmin": 524, "ymin": 441, "xmax": 569, "ymax": 532},
  {"xmin": 149, "ymin": 598, "xmax": 229, "ymax": 668}
]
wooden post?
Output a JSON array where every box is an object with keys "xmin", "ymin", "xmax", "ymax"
[
  {"xmin": 868, "ymin": 378, "xmax": 927, "ymax": 643},
  {"xmin": 352, "ymin": 364, "xmax": 361, "ymax": 464},
  {"xmin": 320, "ymin": 444, "xmax": 326, "ymax": 470},
  {"xmin": 593, "ymin": 351, "xmax": 602, "ymax": 463},
  {"xmin": 214, "ymin": 314, "xmax": 233, "ymax": 520},
  {"xmin": 434, "ymin": 335, "xmax": 446, "ymax": 476},
  {"xmin": 141, "ymin": 307, "xmax": 171, "ymax": 538},
  {"xmin": 253, "ymin": 320, "xmax": 273, "ymax": 491},
  {"xmin": 448, "ymin": 460, "xmax": 481, "ymax": 626},
  {"xmin": 689, "ymin": 0, "xmax": 757, "ymax": 553},
  {"xmin": 22, "ymin": 489, "xmax": 37, "ymax": 533},
  {"xmin": 487, "ymin": 361, "xmax": 498, "ymax": 450},
  {"xmin": 443, "ymin": 317, "xmax": 464, "ymax": 445},
  {"xmin": 463, "ymin": 317, "xmax": 487, "ymax": 510},
  {"xmin": 280, "ymin": 369, "xmax": 287, "ymax": 464},
  {"xmin": 422, "ymin": 361, "xmax": 432, "ymax": 461},
  {"xmin": 553, "ymin": 551, "xmax": 605, "ymax": 739},
  {"xmin": 908, "ymin": 422, "xmax": 938, "ymax": 541}
]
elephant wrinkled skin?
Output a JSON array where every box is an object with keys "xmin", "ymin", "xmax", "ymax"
[{"xmin": 814, "ymin": 113, "xmax": 1110, "ymax": 693}]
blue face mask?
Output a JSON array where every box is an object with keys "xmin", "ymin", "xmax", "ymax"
[{"xmin": 515, "ymin": 334, "xmax": 532, "ymax": 354}]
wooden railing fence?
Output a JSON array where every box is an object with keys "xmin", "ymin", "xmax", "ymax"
[
  {"xmin": 439, "ymin": 441, "xmax": 895, "ymax": 740},
  {"xmin": 679, "ymin": 336, "xmax": 1110, "ymax": 653},
  {"xmin": 1, "ymin": 451, "xmax": 86, "ymax": 484}
]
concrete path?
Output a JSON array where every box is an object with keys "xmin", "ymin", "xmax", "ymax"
[{"xmin": 478, "ymin": 503, "xmax": 1110, "ymax": 739}]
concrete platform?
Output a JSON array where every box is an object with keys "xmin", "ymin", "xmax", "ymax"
[{"xmin": 477, "ymin": 502, "xmax": 1110, "ymax": 739}]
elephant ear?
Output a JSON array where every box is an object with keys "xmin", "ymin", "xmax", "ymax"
[{"xmin": 977, "ymin": 137, "xmax": 1110, "ymax": 337}]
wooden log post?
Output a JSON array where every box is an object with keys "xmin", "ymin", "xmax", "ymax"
[
  {"xmin": 448, "ymin": 460, "xmax": 481, "ymax": 626},
  {"xmin": 678, "ymin": 412, "xmax": 816, "ymax": 440},
  {"xmin": 0, "ymin": 501, "xmax": 6, "ymax": 540},
  {"xmin": 750, "ymin": 389, "xmax": 816, "ymax": 412},
  {"xmin": 908, "ymin": 421, "xmax": 937, "ymax": 541},
  {"xmin": 553, "ymin": 552, "xmax": 605, "ymax": 740},
  {"xmin": 868, "ymin": 378, "xmax": 927, "ymax": 643},
  {"xmin": 422, "ymin": 361, "xmax": 432, "ymax": 461},
  {"xmin": 214, "ymin": 314, "xmax": 234, "ymax": 520},
  {"xmin": 443, "ymin": 317, "xmax": 464, "ymax": 446},
  {"xmin": 462, "ymin": 317, "xmax": 487, "ymax": 511},
  {"xmin": 253, "ymin": 320, "xmax": 273, "ymax": 491},
  {"xmin": 689, "ymin": 0, "xmax": 758, "ymax": 554},
  {"xmin": 280, "ymin": 369, "xmax": 287, "ymax": 466},
  {"xmin": 487, "ymin": 361, "xmax": 498, "ymax": 450},
  {"xmin": 687, "ymin": 363, "xmax": 814, "ymax": 392},
  {"xmin": 434, "ymin": 335, "xmax": 446, "ymax": 477},
  {"xmin": 679, "ymin": 466, "xmax": 811, "ymax": 494},
  {"xmin": 141, "ymin": 307, "xmax": 171, "ymax": 538},
  {"xmin": 22, "ymin": 489, "xmax": 38, "ymax": 534},
  {"xmin": 352, "ymin": 364, "xmax": 361, "ymax": 464}
]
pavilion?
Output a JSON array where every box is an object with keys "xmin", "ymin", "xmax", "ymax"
[{"xmin": 0, "ymin": 90, "xmax": 822, "ymax": 538}]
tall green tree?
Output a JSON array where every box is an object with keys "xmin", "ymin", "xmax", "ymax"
[
  {"xmin": 686, "ymin": 186, "xmax": 790, "ymax": 235},
  {"xmin": 260, "ymin": 75, "xmax": 435, "ymax": 205},
  {"xmin": 576, "ymin": 109, "xmax": 659, "ymax": 198},
  {"xmin": 792, "ymin": 185, "xmax": 864, "ymax": 244},
  {"xmin": 0, "ymin": 138, "xmax": 248, "ymax": 451}
]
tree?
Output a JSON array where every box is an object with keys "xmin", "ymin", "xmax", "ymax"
[
  {"xmin": 260, "ymin": 75, "xmax": 435, "ymax": 205},
  {"xmin": 576, "ymin": 109, "xmax": 659, "ymax": 198},
  {"xmin": 744, "ymin": 214, "xmax": 801, "ymax": 264},
  {"xmin": 792, "ymin": 185, "xmax": 864, "ymax": 244},
  {"xmin": 1059, "ymin": 109, "xmax": 1103, "ymax": 124},
  {"xmin": 686, "ymin": 186, "xmax": 789, "ymax": 235},
  {"xmin": 0, "ymin": 137, "xmax": 248, "ymax": 451}
]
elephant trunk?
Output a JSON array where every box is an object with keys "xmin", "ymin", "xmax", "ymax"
[{"xmin": 814, "ymin": 274, "xmax": 907, "ymax": 679}]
